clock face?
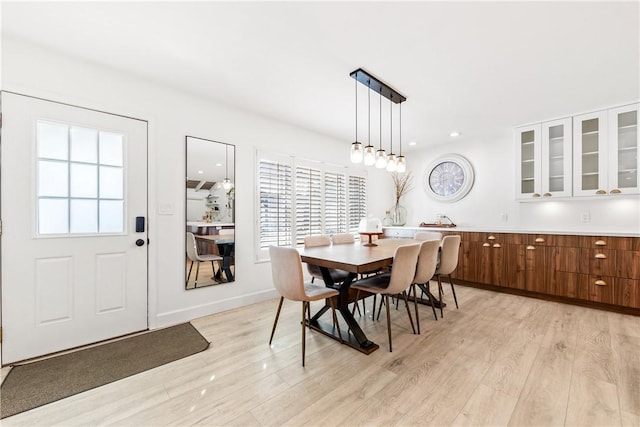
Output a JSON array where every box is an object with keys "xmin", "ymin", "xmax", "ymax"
[
  {"xmin": 423, "ymin": 154, "xmax": 474, "ymax": 202},
  {"xmin": 429, "ymin": 161, "xmax": 465, "ymax": 196}
]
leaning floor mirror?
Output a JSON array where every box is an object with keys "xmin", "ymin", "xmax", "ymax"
[{"xmin": 185, "ymin": 136, "xmax": 235, "ymax": 289}]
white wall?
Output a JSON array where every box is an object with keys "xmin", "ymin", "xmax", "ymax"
[
  {"xmin": 368, "ymin": 130, "xmax": 640, "ymax": 235},
  {"xmin": 1, "ymin": 37, "xmax": 368, "ymax": 327}
]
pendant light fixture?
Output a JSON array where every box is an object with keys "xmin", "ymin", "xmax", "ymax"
[
  {"xmin": 386, "ymin": 95, "xmax": 397, "ymax": 172},
  {"xmin": 350, "ymin": 76, "xmax": 363, "ymax": 163},
  {"xmin": 349, "ymin": 68, "xmax": 407, "ymax": 173},
  {"xmin": 222, "ymin": 144, "xmax": 232, "ymax": 190},
  {"xmin": 396, "ymin": 102, "xmax": 406, "ymax": 173},
  {"xmin": 363, "ymin": 82, "xmax": 376, "ymax": 166}
]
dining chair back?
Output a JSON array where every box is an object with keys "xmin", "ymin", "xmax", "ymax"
[
  {"xmin": 410, "ymin": 239, "xmax": 441, "ymax": 332},
  {"xmin": 268, "ymin": 246, "xmax": 341, "ymax": 366},
  {"xmin": 304, "ymin": 235, "xmax": 331, "ymax": 248},
  {"xmin": 331, "ymin": 233, "xmax": 355, "ymax": 245},
  {"xmin": 434, "ymin": 235, "xmax": 462, "ymax": 317},
  {"xmin": 185, "ymin": 232, "xmax": 223, "ymax": 287},
  {"xmin": 414, "ymin": 231, "xmax": 442, "ymax": 241},
  {"xmin": 218, "ymin": 228, "xmax": 234, "ymax": 237}
]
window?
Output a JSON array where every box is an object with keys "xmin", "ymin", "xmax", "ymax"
[
  {"xmin": 36, "ymin": 120, "xmax": 125, "ymax": 235},
  {"xmin": 348, "ymin": 175, "xmax": 367, "ymax": 233},
  {"xmin": 258, "ymin": 159, "xmax": 292, "ymax": 249},
  {"xmin": 324, "ymin": 171, "xmax": 347, "ymax": 235},
  {"xmin": 295, "ymin": 165, "xmax": 322, "ymax": 246},
  {"xmin": 256, "ymin": 151, "xmax": 367, "ymax": 260}
]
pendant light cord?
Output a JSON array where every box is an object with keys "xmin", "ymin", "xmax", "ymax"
[
  {"xmin": 390, "ymin": 95, "xmax": 393, "ymax": 153},
  {"xmin": 399, "ymin": 103, "xmax": 402, "ymax": 155},
  {"xmin": 368, "ymin": 81, "xmax": 371, "ymax": 145},
  {"xmin": 355, "ymin": 77, "xmax": 358, "ymax": 142}
]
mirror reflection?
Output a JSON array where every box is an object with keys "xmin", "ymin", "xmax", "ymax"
[{"xmin": 185, "ymin": 136, "xmax": 235, "ymax": 289}]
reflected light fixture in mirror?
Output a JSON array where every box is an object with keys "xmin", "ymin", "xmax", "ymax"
[{"xmin": 185, "ymin": 136, "xmax": 235, "ymax": 290}]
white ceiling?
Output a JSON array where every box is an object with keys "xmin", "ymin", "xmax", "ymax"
[{"xmin": 3, "ymin": 1, "xmax": 639, "ymax": 151}]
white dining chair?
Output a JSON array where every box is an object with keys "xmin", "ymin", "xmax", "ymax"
[
  {"xmin": 350, "ymin": 243, "xmax": 420, "ymax": 352},
  {"xmin": 186, "ymin": 232, "xmax": 224, "ymax": 287},
  {"xmin": 409, "ymin": 239, "xmax": 441, "ymax": 333},
  {"xmin": 433, "ymin": 235, "xmax": 462, "ymax": 318},
  {"xmin": 303, "ymin": 235, "xmax": 350, "ymax": 285},
  {"xmin": 268, "ymin": 246, "xmax": 342, "ymax": 366}
]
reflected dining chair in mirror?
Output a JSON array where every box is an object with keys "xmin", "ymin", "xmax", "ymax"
[
  {"xmin": 185, "ymin": 136, "xmax": 235, "ymax": 289},
  {"xmin": 186, "ymin": 232, "xmax": 223, "ymax": 289}
]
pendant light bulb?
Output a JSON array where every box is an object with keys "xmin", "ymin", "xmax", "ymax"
[
  {"xmin": 350, "ymin": 142, "xmax": 363, "ymax": 163},
  {"xmin": 222, "ymin": 178, "xmax": 232, "ymax": 190},
  {"xmin": 375, "ymin": 149, "xmax": 387, "ymax": 168},
  {"xmin": 396, "ymin": 155, "xmax": 406, "ymax": 173},
  {"xmin": 363, "ymin": 146, "xmax": 376, "ymax": 165},
  {"xmin": 386, "ymin": 153, "xmax": 397, "ymax": 172},
  {"xmin": 222, "ymin": 144, "xmax": 233, "ymax": 190}
]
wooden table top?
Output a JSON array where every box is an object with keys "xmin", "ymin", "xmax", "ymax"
[
  {"xmin": 194, "ymin": 234, "xmax": 235, "ymax": 244},
  {"xmin": 298, "ymin": 238, "xmax": 417, "ymax": 274}
]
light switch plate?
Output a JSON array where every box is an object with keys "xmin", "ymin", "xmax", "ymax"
[
  {"xmin": 158, "ymin": 202, "xmax": 174, "ymax": 215},
  {"xmin": 580, "ymin": 212, "xmax": 591, "ymax": 223}
]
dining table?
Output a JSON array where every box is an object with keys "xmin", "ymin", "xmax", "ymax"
[
  {"xmin": 195, "ymin": 234, "xmax": 235, "ymax": 282},
  {"xmin": 298, "ymin": 238, "xmax": 417, "ymax": 354}
]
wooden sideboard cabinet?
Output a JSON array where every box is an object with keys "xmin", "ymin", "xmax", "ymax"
[{"xmin": 444, "ymin": 230, "xmax": 640, "ymax": 314}]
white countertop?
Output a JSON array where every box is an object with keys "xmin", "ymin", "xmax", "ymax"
[
  {"xmin": 186, "ymin": 222, "xmax": 235, "ymax": 227},
  {"xmin": 383, "ymin": 226, "xmax": 640, "ymax": 237}
]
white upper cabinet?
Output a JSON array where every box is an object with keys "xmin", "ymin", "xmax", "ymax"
[
  {"xmin": 573, "ymin": 103, "xmax": 639, "ymax": 196},
  {"xmin": 541, "ymin": 118, "xmax": 572, "ymax": 198},
  {"xmin": 515, "ymin": 124, "xmax": 541, "ymax": 199},
  {"xmin": 608, "ymin": 104, "xmax": 638, "ymax": 195},
  {"xmin": 573, "ymin": 110, "xmax": 609, "ymax": 196},
  {"xmin": 515, "ymin": 118, "xmax": 572, "ymax": 200}
]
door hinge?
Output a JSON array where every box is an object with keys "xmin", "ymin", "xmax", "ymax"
[
  {"xmin": 0, "ymin": 219, "xmax": 2, "ymax": 235},
  {"xmin": 0, "ymin": 112, "xmax": 3, "ymax": 129},
  {"xmin": 0, "ymin": 327, "xmax": 3, "ymax": 343}
]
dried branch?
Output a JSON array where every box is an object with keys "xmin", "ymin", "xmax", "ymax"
[{"xmin": 392, "ymin": 171, "xmax": 413, "ymax": 203}]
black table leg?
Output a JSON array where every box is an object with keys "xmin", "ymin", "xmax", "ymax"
[{"xmin": 307, "ymin": 267, "xmax": 379, "ymax": 354}]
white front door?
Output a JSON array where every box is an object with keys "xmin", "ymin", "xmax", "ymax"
[{"xmin": 1, "ymin": 93, "xmax": 148, "ymax": 364}]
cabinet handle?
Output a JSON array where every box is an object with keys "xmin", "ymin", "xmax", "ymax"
[
  {"xmin": 493, "ymin": 243, "xmax": 501, "ymax": 248},
  {"xmin": 594, "ymin": 240, "xmax": 607, "ymax": 246},
  {"xmin": 535, "ymin": 237, "xmax": 545, "ymax": 243},
  {"xmin": 487, "ymin": 235, "xmax": 496, "ymax": 240},
  {"xmin": 594, "ymin": 279, "xmax": 607, "ymax": 287},
  {"xmin": 542, "ymin": 192, "xmax": 552, "ymax": 197},
  {"xmin": 595, "ymin": 189, "xmax": 607, "ymax": 195},
  {"xmin": 595, "ymin": 253, "xmax": 607, "ymax": 259},
  {"xmin": 483, "ymin": 242, "xmax": 491, "ymax": 247},
  {"xmin": 610, "ymin": 189, "xmax": 622, "ymax": 194},
  {"xmin": 532, "ymin": 193, "xmax": 541, "ymax": 198},
  {"xmin": 526, "ymin": 245, "xmax": 536, "ymax": 250}
]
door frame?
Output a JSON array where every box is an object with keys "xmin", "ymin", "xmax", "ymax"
[{"xmin": 0, "ymin": 90, "xmax": 158, "ymax": 362}]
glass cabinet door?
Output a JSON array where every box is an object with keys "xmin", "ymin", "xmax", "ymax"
[
  {"xmin": 573, "ymin": 110, "xmax": 608, "ymax": 196},
  {"xmin": 541, "ymin": 118, "xmax": 572, "ymax": 198},
  {"xmin": 515, "ymin": 124, "xmax": 541, "ymax": 199},
  {"xmin": 608, "ymin": 104, "xmax": 639, "ymax": 195}
]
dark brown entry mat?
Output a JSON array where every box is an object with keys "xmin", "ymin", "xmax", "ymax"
[{"xmin": 0, "ymin": 322, "xmax": 210, "ymax": 419}]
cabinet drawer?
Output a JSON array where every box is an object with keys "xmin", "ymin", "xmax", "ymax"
[
  {"xmin": 615, "ymin": 278, "xmax": 640, "ymax": 309},
  {"xmin": 580, "ymin": 248, "xmax": 617, "ymax": 276},
  {"xmin": 584, "ymin": 274, "xmax": 616, "ymax": 305},
  {"xmin": 616, "ymin": 250, "xmax": 640, "ymax": 279}
]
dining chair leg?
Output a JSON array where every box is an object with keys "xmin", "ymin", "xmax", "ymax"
[
  {"xmin": 385, "ymin": 294, "xmax": 393, "ymax": 352},
  {"xmin": 301, "ymin": 301, "xmax": 307, "ymax": 367},
  {"xmin": 328, "ymin": 297, "xmax": 343, "ymax": 343},
  {"xmin": 371, "ymin": 294, "xmax": 377, "ymax": 320},
  {"xmin": 269, "ymin": 296, "xmax": 284, "ymax": 345},
  {"xmin": 426, "ymin": 282, "xmax": 438, "ymax": 321},
  {"xmin": 402, "ymin": 290, "xmax": 416, "ymax": 334},
  {"xmin": 186, "ymin": 261, "xmax": 194, "ymax": 286},
  {"xmin": 195, "ymin": 262, "xmax": 201, "ymax": 286},
  {"xmin": 377, "ymin": 297, "xmax": 385, "ymax": 321},
  {"xmin": 437, "ymin": 275, "xmax": 444, "ymax": 318},
  {"xmin": 412, "ymin": 283, "xmax": 420, "ymax": 334},
  {"xmin": 449, "ymin": 274, "xmax": 459, "ymax": 309}
]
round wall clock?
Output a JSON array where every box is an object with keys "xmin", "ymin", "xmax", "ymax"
[{"xmin": 423, "ymin": 154, "xmax": 474, "ymax": 202}]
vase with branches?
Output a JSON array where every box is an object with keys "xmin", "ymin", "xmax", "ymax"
[{"xmin": 391, "ymin": 172, "xmax": 412, "ymax": 226}]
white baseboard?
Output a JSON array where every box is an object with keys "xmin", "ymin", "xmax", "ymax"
[{"xmin": 153, "ymin": 288, "xmax": 279, "ymax": 329}]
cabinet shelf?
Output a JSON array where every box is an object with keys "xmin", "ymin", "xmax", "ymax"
[
  {"xmin": 581, "ymin": 172, "xmax": 599, "ymax": 176},
  {"xmin": 618, "ymin": 124, "xmax": 638, "ymax": 130},
  {"xmin": 550, "ymin": 155, "xmax": 564, "ymax": 160},
  {"xmin": 521, "ymin": 177, "xmax": 534, "ymax": 181},
  {"xmin": 582, "ymin": 130, "xmax": 600, "ymax": 136},
  {"xmin": 521, "ymin": 159, "xmax": 535, "ymax": 163},
  {"xmin": 521, "ymin": 141, "xmax": 535, "ymax": 146},
  {"xmin": 582, "ymin": 151, "xmax": 599, "ymax": 156},
  {"xmin": 618, "ymin": 146, "xmax": 637, "ymax": 152}
]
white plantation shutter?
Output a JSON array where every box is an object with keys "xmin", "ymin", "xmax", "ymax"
[
  {"xmin": 256, "ymin": 150, "xmax": 368, "ymax": 260},
  {"xmin": 348, "ymin": 175, "xmax": 367, "ymax": 233},
  {"xmin": 324, "ymin": 171, "xmax": 347, "ymax": 235},
  {"xmin": 258, "ymin": 159, "xmax": 292, "ymax": 248},
  {"xmin": 295, "ymin": 165, "xmax": 322, "ymax": 246}
]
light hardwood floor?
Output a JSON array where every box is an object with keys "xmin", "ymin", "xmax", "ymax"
[{"xmin": 2, "ymin": 285, "xmax": 639, "ymax": 426}]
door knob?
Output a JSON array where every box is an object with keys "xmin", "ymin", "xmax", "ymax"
[{"xmin": 135, "ymin": 239, "xmax": 145, "ymax": 247}]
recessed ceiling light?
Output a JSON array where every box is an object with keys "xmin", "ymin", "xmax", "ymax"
[
  {"xmin": 408, "ymin": 141, "xmax": 417, "ymax": 146},
  {"xmin": 215, "ymin": 163, "xmax": 222, "ymax": 167},
  {"xmin": 449, "ymin": 132, "xmax": 461, "ymax": 137},
  {"xmin": 197, "ymin": 170, "xmax": 204, "ymax": 174}
]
